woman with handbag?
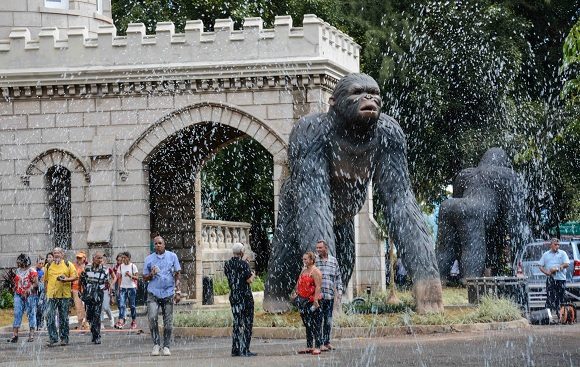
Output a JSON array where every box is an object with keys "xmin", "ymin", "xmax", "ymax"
[{"xmin": 292, "ymin": 251, "xmax": 323, "ymax": 355}]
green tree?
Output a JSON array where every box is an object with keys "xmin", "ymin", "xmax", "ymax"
[{"xmin": 201, "ymin": 139, "xmax": 273, "ymax": 273}]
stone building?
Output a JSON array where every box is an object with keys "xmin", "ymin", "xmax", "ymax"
[{"xmin": 0, "ymin": 0, "xmax": 385, "ymax": 300}]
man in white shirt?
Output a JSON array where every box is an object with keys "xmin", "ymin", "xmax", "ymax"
[{"xmin": 538, "ymin": 238, "xmax": 569, "ymax": 313}]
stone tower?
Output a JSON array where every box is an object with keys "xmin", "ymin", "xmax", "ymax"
[{"xmin": 0, "ymin": 0, "xmax": 113, "ymax": 39}]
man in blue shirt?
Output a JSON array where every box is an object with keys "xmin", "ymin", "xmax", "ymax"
[
  {"xmin": 142, "ymin": 236, "xmax": 181, "ymax": 357},
  {"xmin": 538, "ymin": 238, "xmax": 569, "ymax": 313}
]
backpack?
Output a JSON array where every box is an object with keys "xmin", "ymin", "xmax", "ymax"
[
  {"xmin": 559, "ymin": 304, "xmax": 576, "ymax": 324},
  {"xmin": 80, "ymin": 268, "xmax": 107, "ymax": 304},
  {"xmin": 81, "ymin": 281, "xmax": 103, "ymax": 304}
]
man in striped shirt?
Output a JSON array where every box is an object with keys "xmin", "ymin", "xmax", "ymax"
[
  {"xmin": 79, "ymin": 252, "xmax": 110, "ymax": 344},
  {"xmin": 315, "ymin": 240, "xmax": 343, "ymax": 351}
]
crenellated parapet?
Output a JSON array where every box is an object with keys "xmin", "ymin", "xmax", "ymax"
[{"xmin": 0, "ymin": 15, "xmax": 359, "ymax": 98}]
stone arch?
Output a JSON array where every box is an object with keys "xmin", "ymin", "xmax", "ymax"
[
  {"xmin": 123, "ymin": 102, "xmax": 288, "ymax": 169},
  {"xmin": 25, "ymin": 147, "xmax": 91, "ymax": 184}
]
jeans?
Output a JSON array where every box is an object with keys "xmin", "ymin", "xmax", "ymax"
[
  {"xmin": 299, "ymin": 302, "xmax": 322, "ymax": 349},
  {"xmin": 546, "ymin": 277, "xmax": 566, "ymax": 312},
  {"xmin": 46, "ymin": 298, "xmax": 70, "ymax": 343},
  {"xmin": 13, "ymin": 294, "xmax": 38, "ymax": 329},
  {"xmin": 320, "ymin": 298, "xmax": 334, "ymax": 345},
  {"xmin": 147, "ymin": 292, "xmax": 174, "ymax": 348},
  {"xmin": 101, "ymin": 291, "xmax": 113, "ymax": 324},
  {"xmin": 231, "ymin": 299, "xmax": 254, "ymax": 355},
  {"xmin": 119, "ymin": 288, "xmax": 137, "ymax": 321},
  {"xmin": 85, "ymin": 299, "xmax": 103, "ymax": 341}
]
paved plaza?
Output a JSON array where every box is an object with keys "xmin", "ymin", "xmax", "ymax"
[{"xmin": 1, "ymin": 320, "xmax": 578, "ymax": 366}]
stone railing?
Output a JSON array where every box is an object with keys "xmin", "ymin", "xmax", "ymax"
[
  {"xmin": 201, "ymin": 219, "xmax": 251, "ymax": 251},
  {"xmin": 0, "ymin": 15, "xmax": 360, "ymax": 93},
  {"xmin": 201, "ymin": 219, "xmax": 254, "ymax": 276}
]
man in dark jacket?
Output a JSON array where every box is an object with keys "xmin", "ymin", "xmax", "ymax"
[{"xmin": 224, "ymin": 243, "xmax": 256, "ymax": 357}]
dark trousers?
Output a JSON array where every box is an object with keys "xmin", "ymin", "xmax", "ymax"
[
  {"xmin": 46, "ymin": 298, "xmax": 70, "ymax": 343},
  {"xmin": 231, "ymin": 299, "xmax": 254, "ymax": 355},
  {"xmin": 299, "ymin": 302, "xmax": 322, "ymax": 349},
  {"xmin": 85, "ymin": 300, "xmax": 103, "ymax": 342},
  {"xmin": 545, "ymin": 277, "xmax": 566, "ymax": 312},
  {"xmin": 320, "ymin": 299, "xmax": 334, "ymax": 345}
]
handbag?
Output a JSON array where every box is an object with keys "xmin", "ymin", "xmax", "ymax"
[{"xmin": 293, "ymin": 296, "xmax": 309, "ymax": 309}]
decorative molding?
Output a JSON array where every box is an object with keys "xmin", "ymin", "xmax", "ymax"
[
  {"xmin": 123, "ymin": 102, "xmax": 289, "ymax": 175},
  {"xmin": 0, "ymin": 73, "xmax": 338, "ymax": 99},
  {"xmin": 25, "ymin": 147, "xmax": 91, "ymax": 183}
]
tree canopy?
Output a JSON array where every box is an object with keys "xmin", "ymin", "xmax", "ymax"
[{"xmin": 112, "ymin": 0, "xmax": 580, "ymax": 238}]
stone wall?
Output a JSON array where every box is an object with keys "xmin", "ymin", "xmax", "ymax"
[{"xmin": 0, "ymin": 14, "xmax": 385, "ymax": 298}]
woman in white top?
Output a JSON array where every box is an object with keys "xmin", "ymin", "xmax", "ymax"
[{"xmin": 115, "ymin": 252, "xmax": 139, "ymax": 329}]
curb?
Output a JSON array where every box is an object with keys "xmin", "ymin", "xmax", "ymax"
[{"xmin": 173, "ymin": 318, "xmax": 530, "ymax": 339}]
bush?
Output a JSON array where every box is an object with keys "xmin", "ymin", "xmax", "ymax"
[
  {"xmin": 0, "ymin": 290, "xmax": 13, "ymax": 309},
  {"xmin": 212, "ymin": 274, "xmax": 265, "ymax": 296},
  {"xmin": 251, "ymin": 274, "xmax": 265, "ymax": 292},
  {"xmin": 213, "ymin": 277, "xmax": 230, "ymax": 296}
]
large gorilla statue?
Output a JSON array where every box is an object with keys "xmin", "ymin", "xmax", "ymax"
[
  {"xmin": 264, "ymin": 73, "xmax": 443, "ymax": 314},
  {"xmin": 436, "ymin": 147, "xmax": 532, "ymax": 281}
]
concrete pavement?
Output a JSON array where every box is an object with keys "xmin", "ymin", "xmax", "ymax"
[{"xmin": 1, "ymin": 319, "xmax": 579, "ymax": 366}]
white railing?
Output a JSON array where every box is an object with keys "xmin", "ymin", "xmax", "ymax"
[{"xmin": 201, "ymin": 219, "xmax": 251, "ymax": 251}]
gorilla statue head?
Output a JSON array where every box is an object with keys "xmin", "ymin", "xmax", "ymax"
[
  {"xmin": 478, "ymin": 147, "xmax": 511, "ymax": 168},
  {"xmin": 329, "ymin": 73, "xmax": 382, "ymax": 128}
]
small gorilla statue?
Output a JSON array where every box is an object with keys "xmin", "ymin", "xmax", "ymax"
[
  {"xmin": 264, "ymin": 73, "xmax": 443, "ymax": 313},
  {"xmin": 436, "ymin": 147, "xmax": 532, "ymax": 281}
]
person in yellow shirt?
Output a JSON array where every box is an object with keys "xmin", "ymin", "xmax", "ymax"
[{"xmin": 44, "ymin": 247, "xmax": 77, "ymax": 347}]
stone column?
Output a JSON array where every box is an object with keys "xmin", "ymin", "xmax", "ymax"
[
  {"xmin": 352, "ymin": 184, "xmax": 386, "ymax": 297},
  {"xmin": 272, "ymin": 159, "xmax": 288, "ymax": 225},
  {"xmin": 194, "ymin": 175, "xmax": 203, "ymax": 302}
]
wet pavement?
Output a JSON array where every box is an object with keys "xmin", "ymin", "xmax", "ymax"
[{"xmin": 1, "ymin": 321, "xmax": 579, "ymax": 366}]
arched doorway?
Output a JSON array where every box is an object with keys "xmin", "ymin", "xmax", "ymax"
[{"xmin": 125, "ymin": 103, "xmax": 288, "ymax": 298}]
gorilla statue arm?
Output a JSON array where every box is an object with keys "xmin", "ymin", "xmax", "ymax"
[{"xmin": 374, "ymin": 117, "xmax": 443, "ymax": 313}]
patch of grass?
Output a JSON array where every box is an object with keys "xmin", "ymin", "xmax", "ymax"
[
  {"xmin": 174, "ymin": 293, "xmax": 521, "ymax": 328},
  {"xmin": 466, "ymin": 296, "xmax": 522, "ymax": 323},
  {"xmin": 0, "ymin": 308, "xmax": 14, "ymax": 327},
  {"xmin": 441, "ymin": 287, "xmax": 469, "ymax": 305},
  {"xmin": 174, "ymin": 309, "xmax": 232, "ymax": 327}
]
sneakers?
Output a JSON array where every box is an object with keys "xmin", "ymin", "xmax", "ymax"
[
  {"xmin": 162, "ymin": 347, "xmax": 171, "ymax": 356},
  {"xmin": 151, "ymin": 345, "xmax": 160, "ymax": 356},
  {"xmin": 114, "ymin": 320, "xmax": 125, "ymax": 329},
  {"xmin": 7, "ymin": 336, "xmax": 18, "ymax": 343},
  {"xmin": 130, "ymin": 320, "xmax": 137, "ymax": 330}
]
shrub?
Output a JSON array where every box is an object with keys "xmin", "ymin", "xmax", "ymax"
[
  {"xmin": 212, "ymin": 277, "xmax": 230, "ymax": 296},
  {"xmin": 212, "ymin": 274, "xmax": 265, "ymax": 296},
  {"xmin": 251, "ymin": 274, "xmax": 265, "ymax": 292},
  {"xmin": 0, "ymin": 290, "xmax": 13, "ymax": 309}
]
